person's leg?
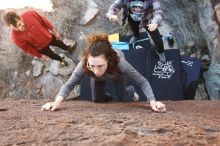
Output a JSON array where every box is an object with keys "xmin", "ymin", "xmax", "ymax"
[
  {"xmin": 145, "ymin": 28, "xmax": 164, "ymax": 53},
  {"xmin": 50, "ymin": 34, "xmax": 69, "ymax": 51},
  {"xmin": 39, "ymin": 46, "xmax": 68, "ymax": 66},
  {"xmin": 125, "ymin": 85, "xmax": 139, "ymax": 101},
  {"xmin": 114, "ymin": 75, "xmax": 127, "ymax": 101},
  {"xmin": 128, "ymin": 16, "xmax": 141, "ymax": 43},
  {"xmin": 90, "ymin": 78, "xmax": 111, "ymax": 103},
  {"xmin": 39, "ymin": 46, "xmax": 63, "ymax": 62},
  {"xmin": 145, "ymin": 27, "xmax": 166, "ymax": 61},
  {"xmin": 114, "ymin": 75, "xmax": 139, "ymax": 101}
]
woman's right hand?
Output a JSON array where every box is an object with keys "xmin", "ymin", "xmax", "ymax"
[
  {"xmin": 105, "ymin": 14, "xmax": 118, "ymax": 22},
  {"xmin": 41, "ymin": 96, "xmax": 64, "ymax": 111},
  {"xmin": 149, "ymin": 100, "xmax": 166, "ymax": 112}
]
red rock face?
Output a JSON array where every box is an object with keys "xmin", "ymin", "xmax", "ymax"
[{"xmin": 0, "ymin": 98, "xmax": 220, "ymax": 145}]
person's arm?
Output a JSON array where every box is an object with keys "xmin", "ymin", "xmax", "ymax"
[
  {"xmin": 51, "ymin": 29, "xmax": 60, "ymax": 40},
  {"xmin": 58, "ymin": 61, "xmax": 85, "ymax": 98},
  {"xmin": 118, "ymin": 57, "xmax": 166, "ymax": 112},
  {"xmin": 151, "ymin": 0, "xmax": 163, "ymax": 25},
  {"xmin": 12, "ymin": 39, "xmax": 43, "ymax": 58},
  {"xmin": 146, "ymin": 0, "xmax": 163, "ymax": 31},
  {"xmin": 30, "ymin": 10, "xmax": 54, "ymax": 30},
  {"xmin": 30, "ymin": 10, "xmax": 61, "ymax": 39},
  {"xmin": 105, "ymin": 0, "xmax": 125, "ymax": 21},
  {"xmin": 41, "ymin": 61, "xmax": 85, "ymax": 111}
]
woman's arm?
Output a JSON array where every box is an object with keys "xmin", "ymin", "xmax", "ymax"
[
  {"xmin": 105, "ymin": 0, "xmax": 126, "ymax": 20},
  {"xmin": 41, "ymin": 61, "xmax": 85, "ymax": 111},
  {"xmin": 41, "ymin": 95, "xmax": 64, "ymax": 111},
  {"xmin": 118, "ymin": 57, "xmax": 166, "ymax": 112},
  {"xmin": 58, "ymin": 61, "xmax": 85, "ymax": 98}
]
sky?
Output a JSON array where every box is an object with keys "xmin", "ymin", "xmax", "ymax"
[{"xmin": 0, "ymin": 0, "xmax": 53, "ymax": 11}]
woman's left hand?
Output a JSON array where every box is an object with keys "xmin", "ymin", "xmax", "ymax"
[
  {"xmin": 149, "ymin": 100, "xmax": 166, "ymax": 112},
  {"xmin": 147, "ymin": 23, "xmax": 158, "ymax": 31}
]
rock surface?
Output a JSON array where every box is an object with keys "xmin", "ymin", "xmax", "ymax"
[
  {"xmin": 32, "ymin": 60, "xmax": 45, "ymax": 77},
  {"xmin": 199, "ymin": 1, "xmax": 220, "ymax": 99},
  {"xmin": 0, "ymin": 98, "xmax": 220, "ymax": 145},
  {"xmin": 49, "ymin": 56, "xmax": 76, "ymax": 76},
  {"xmin": 81, "ymin": 0, "xmax": 99, "ymax": 25}
]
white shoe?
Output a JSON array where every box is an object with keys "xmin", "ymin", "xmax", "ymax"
[{"xmin": 132, "ymin": 92, "xmax": 139, "ymax": 102}]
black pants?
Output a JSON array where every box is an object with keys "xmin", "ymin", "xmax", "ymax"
[
  {"xmin": 128, "ymin": 16, "xmax": 164, "ymax": 53},
  {"xmin": 90, "ymin": 75, "xmax": 135, "ymax": 103},
  {"xmin": 39, "ymin": 34, "xmax": 68, "ymax": 62}
]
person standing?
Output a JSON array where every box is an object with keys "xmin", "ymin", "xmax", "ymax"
[
  {"xmin": 2, "ymin": 9, "xmax": 75, "ymax": 66},
  {"xmin": 106, "ymin": 0, "xmax": 166, "ymax": 62}
]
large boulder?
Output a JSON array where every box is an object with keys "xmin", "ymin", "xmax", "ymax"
[{"xmin": 80, "ymin": 0, "xmax": 99, "ymax": 25}]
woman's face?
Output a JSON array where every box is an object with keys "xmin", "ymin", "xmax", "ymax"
[{"xmin": 87, "ymin": 54, "xmax": 108, "ymax": 77}]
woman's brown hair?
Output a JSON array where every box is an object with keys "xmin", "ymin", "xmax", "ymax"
[{"xmin": 81, "ymin": 32, "xmax": 121, "ymax": 77}]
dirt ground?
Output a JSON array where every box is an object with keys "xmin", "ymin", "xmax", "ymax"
[{"xmin": 0, "ymin": 98, "xmax": 220, "ymax": 146}]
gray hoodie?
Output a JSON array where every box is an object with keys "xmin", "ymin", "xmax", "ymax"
[{"xmin": 58, "ymin": 51, "xmax": 156, "ymax": 101}]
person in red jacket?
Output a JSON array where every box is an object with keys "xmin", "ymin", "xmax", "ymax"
[{"xmin": 2, "ymin": 9, "xmax": 75, "ymax": 66}]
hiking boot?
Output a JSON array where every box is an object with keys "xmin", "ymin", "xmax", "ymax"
[
  {"xmin": 60, "ymin": 57, "xmax": 68, "ymax": 66},
  {"xmin": 156, "ymin": 52, "xmax": 166, "ymax": 62}
]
